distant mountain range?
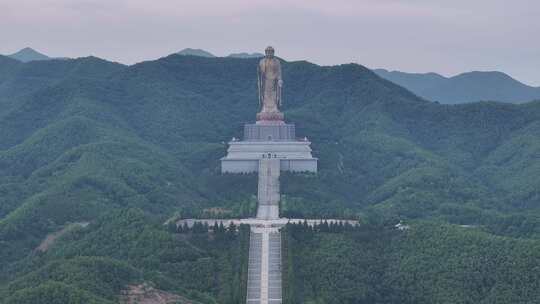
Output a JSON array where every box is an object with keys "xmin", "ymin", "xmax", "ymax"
[
  {"xmin": 7, "ymin": 47, "xmax": 50, "ymax": 62},
  {"xmin": 176, "ymin": 48, "xmax": 263, "ymax": 59},
  {"xmin": 176, "ymin": 48, "xmax": 216, "ymax": 58},
  {"xmin": 374, "ymin": 69, "xmax": 540, "ymax": 104},
  {"xmin": 6, "ymin": 47, "xmax": 69, "ymax": 62}
]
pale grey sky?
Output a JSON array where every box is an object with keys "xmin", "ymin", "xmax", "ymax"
[{"xmin": 1, "ymin": 0, "xmax": 539, "ymax": 85}]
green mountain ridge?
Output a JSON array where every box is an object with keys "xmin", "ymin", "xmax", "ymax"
[
  {"xmin": 283, "ymin": 221, "xmax": 540, "ymax": 303},
  {"xmin": 0, "ymin": 54, "xmax": 539, "ymax": 303},
  {"xmin": 1, "ymin": 53, "xmax": 539, "ymax": 237}
]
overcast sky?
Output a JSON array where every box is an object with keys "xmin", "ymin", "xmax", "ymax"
[{"xmin": 1, "ymin": 0, "xmax": 539, "ymax": 85}]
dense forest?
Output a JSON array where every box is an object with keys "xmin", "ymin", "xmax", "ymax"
[
  {"xmin": 0, "ymin": 54, "xmax": 539, "ymax": 302},
  {"xmin": 283, "ymin": 221, "xmax": 540, "ymax": 304},
  {"xmin": 1, "ymin": 208, "xmax": 250, "ymax": 303}
]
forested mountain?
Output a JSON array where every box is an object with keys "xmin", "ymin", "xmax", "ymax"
[
  {"xmin": 283, "ymin": 222, "xmax": 540, "ymax": 304},
  {"xmin": 374, "ymin": 68, "xmax": 540, "ymax": 104},
  {"xmin": 0, "ymin": 54, "xmax": 539, "ymax": 303}
]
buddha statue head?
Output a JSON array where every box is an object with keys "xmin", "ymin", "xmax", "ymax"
[{"xmin": 265, "ymin": 46, "xmax": 275, "ymax": 58}]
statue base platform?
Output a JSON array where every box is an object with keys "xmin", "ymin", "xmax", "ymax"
[
  {"xmin": 221, "ymin": 141, "xmax": 318, "ymax": 173},
  {"xmin": 221, "ymin": 121, "xmax": 317, "ymax": 174},
  {"xmin": 244, "ymin": 123, "xmax": 295, "ymax": 141},
  {"xmin": 256, "ymin": 111, "xmax": 284, "ymax": 122}
]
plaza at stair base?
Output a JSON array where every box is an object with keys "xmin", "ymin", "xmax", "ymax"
[{"xmin": 177, "ymin": 218, "xmax": 359, "ymax": 229}]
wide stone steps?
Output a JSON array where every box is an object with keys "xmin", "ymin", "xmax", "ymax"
[
  {"xmin": 246, "ymin": 229, "xmax": 282, "ymax": 304},
  {"xmin": 256, "ymin": 159, "xmax": 281, "ymax": 220}
]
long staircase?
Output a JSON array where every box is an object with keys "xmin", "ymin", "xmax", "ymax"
[
  {"xmin": 246, "ymin": 227, "xmax": 282, "ymax": 304},
  {"xmin": 256, "ymin": 158, "xmax": 280, "ymax": 220},
  {"xmin": 247, "ymin": 158, "xmax": 283, "ymax": 304}
]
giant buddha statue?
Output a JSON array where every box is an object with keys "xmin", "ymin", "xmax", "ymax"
[{"xmin": 257, "ymin": 46, "xmax": 284, "ymax": 122}]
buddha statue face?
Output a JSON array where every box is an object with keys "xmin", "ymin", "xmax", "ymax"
[{"xmin": 265, "ymin": 46, "xmax": 275, "ymax": 58}]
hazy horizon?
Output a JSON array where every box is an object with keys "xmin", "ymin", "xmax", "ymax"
[{"xmin": 1, "ymin": 0, "xmax": 539, "ymax": 86}]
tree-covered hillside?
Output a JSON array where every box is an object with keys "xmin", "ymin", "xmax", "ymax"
[
  {"xmin": 283, "ymin": 221, "xmax": 540, "ymax": 304},
  {"xmin": 0, "ymin": 54, "xmax": 539, "ymax": 302},
  {"xmin": 1, "ymin": 209, "xmax": 250, "ymax": 303}
]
